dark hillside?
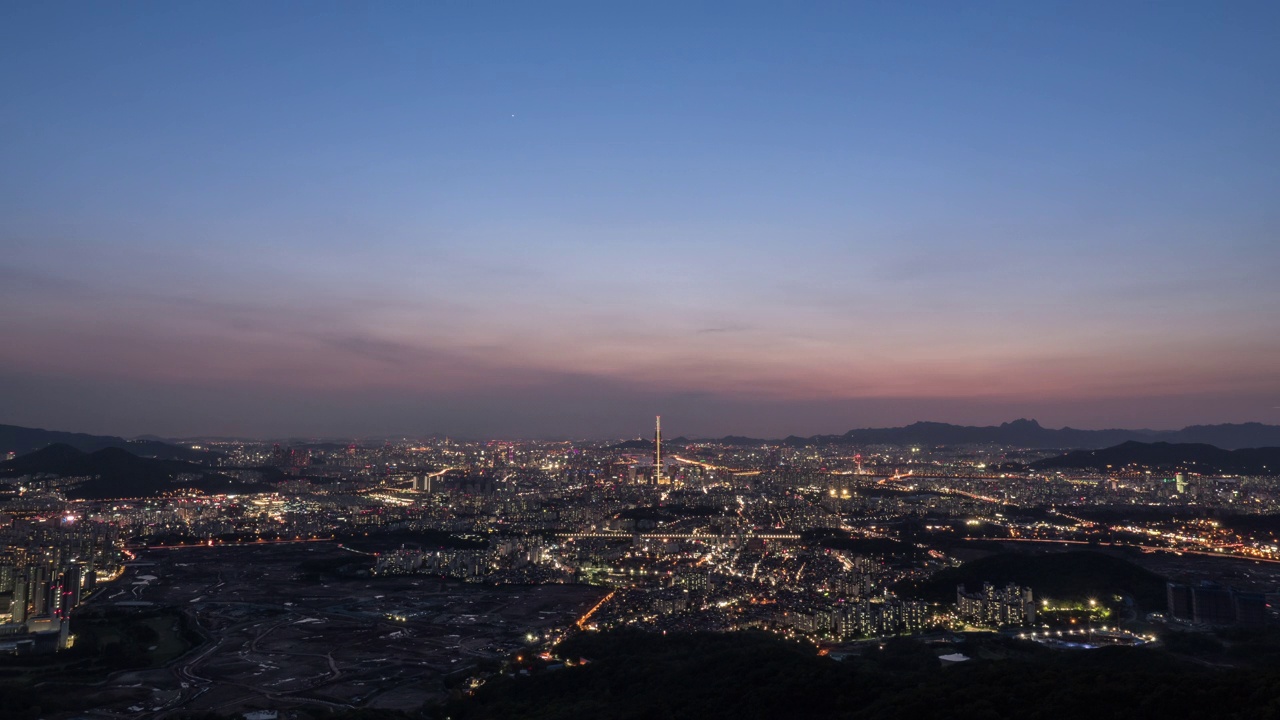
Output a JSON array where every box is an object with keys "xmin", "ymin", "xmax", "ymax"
[
  {"xmin": 0, "ymin": 423, "xmax": 219, "ymax": 461},
  {"xmin": 444, "ymin": 630, "xmax": 1280, "ymax": 720},
  {"xmin": 904, "ymin": 551, "xmax": 1166, "ymax": 609},
  {"xmin": 1031, "ymin": 441, "xmax": 1280, "ymax": 476},
  {"xmin": 0, "ymin": 444, "xmax": 270, "ymax": 499}
]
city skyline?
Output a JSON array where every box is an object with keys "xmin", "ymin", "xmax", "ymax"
[{"xmin": 3, "ymin": 1, "xmax": 1279, "ymax": 438}]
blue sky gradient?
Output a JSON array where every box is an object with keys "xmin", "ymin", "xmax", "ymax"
[{"xmin": 2, "ymin": 1, "xmax": 1278, "ymax": 438}]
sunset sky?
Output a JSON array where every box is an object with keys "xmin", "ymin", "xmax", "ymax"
[{"xmin": 2, "ymin": 1, "xmax": 1278, "ymax": 439}]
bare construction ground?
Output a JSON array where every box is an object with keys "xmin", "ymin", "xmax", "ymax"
[{"xmin": 73, "ymin": 542, "xmax": 606, "ymax": 719}]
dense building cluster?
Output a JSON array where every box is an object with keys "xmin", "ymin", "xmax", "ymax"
[
  {"xmin": 1, "ymin": 428, "xmax": 1277, "ymax": 656},
  {"xmin": 956, "ymin": 582, "xmax": 1036, "ymax": 627},
  {"xmin": 0, "ymin": 515, "xmax": 123, "ymax": 651}
]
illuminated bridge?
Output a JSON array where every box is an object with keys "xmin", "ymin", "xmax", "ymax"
[{"xmin": 556, "ymin": 532, "xmax": 802, "ymax": 541}]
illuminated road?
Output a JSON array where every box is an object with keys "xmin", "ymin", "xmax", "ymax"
[{"xmin": 576, "ymin": 590, "xmax": 615, "ymax": 630}]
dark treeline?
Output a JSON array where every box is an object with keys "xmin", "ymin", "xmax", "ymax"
[
  {"xmin": 441, "ymin": 630, "xmax": 1280, "ymax": 720},
  {"xmin": 901, "ymin": 551, "xmax": 1167, "ymax": 609}
]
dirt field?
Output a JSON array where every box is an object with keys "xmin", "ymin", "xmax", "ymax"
[{"xmin": 68, "ymin": 542, "xmax": 606, "ymax": 718}]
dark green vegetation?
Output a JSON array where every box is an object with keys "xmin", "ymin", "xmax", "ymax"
[
  {"xmin": 0, "ymin": 443, "xmax": 274, "ymax": 499},
  {"xmin": 803, "ymin": 530, "xmax": 924, "ymax": 560},
  {"xmin": 1163, "ymin": 626, "xmax": 1280, "ymax": 667},
  {"xmin": 607, "ymin": 438, "xmax": 657, "ymax": 450},
  {"xmin": 165, "ymin": 711, "xmax": 418, "ymax": 720},
  {"xmin": 1031, "ymin": 440, "xmax": 1280, "ymax": 476},
  {"xmin": 0, "ymin": 608, "xmax": 202, "ymax": 719},
  {"xmin": 442, "ymin": 630, "xmax": 1280, "ymax": 720},
  {"xmin": 902, "ymin": 551, "xmax": 1167, "ymax": 609},
  {"xmin": 616, "ymin": 504, "xmax": 722, "ymax": 522},
  {"xmin": 851, "ymin": 487, "xmax": 944, "ymax": 499},
  {"xmin": 335, "ymin": 529, "xmax": 488, "ymax": 552},
  {"xmin": 1070, "ymin": 505, "xmax": 1280, "ymax": 536},
  {"xmin": 69, "ymin": 606, "xmax": 203, "ymax": 667}
]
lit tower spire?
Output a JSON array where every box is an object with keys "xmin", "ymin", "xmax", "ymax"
[{"xmin": 655, "ymin": 415, "xmax": 662, "ymax": 485}]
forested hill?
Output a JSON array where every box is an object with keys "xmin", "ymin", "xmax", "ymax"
[
  {"xmin": 1031, "ymin": 441, "xmax": 1280, "ymax": 476},
  {"xmin": 0, "ymin": 443, "xmax": 270, "ymax": 499},
  {"xmin": 444, "ymin": 630, "xmax": 1280, "ymax": 720},
  {"xmin": 0, "ymin": 423, "xmax": 218, "ymax": 462}
]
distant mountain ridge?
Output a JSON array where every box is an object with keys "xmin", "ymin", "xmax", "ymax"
[
  {"xmin": 0, "ymin": 423, "xmax": 219, "ymax": 462},
  {"xmin": 1030, "ymin": 441, "xmax": 1280, "ymax": 476},
  {"xmin": 7, "ymin": 419, "xmax": 1280, "ymax": 454},
  {"xmin": 608, "ymin": 439, "xmax": 656, "ymax": 451},
  {"xmin": 685, "ymin": 420, "xmax": 1280, "ymax": 450}
]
